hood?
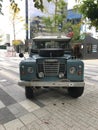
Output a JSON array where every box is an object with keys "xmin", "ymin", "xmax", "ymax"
[{"xmin": 32, "ymin": 54, "xmax": 71, "ymax": 60}]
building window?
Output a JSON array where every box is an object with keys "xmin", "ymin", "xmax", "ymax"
[
  {"xmin": 92, "ymin": 44, "xmax": 97, "ymax": 52},
  {"xmin": 86, "ymin": 44, "xmax": 92, "ymax": 54}
]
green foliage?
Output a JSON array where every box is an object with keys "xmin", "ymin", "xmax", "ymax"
[
  {"xmin": 0, "ymin": 0, "xmax": 66, "ymax": 15},
  {"xmin": 42, "ymin": 17, "xmax": 53, "ymax": 32},
  {"xmin": 0, "ymin": 0, "xmax": 21, "ymax": 15},
  {"xmin": 72, "ymin": 23, "xmax": 81, "ymax": 42},
  {"xmin": 12, "ymin": 39, "xmax": 23, "ymax": 45},
  {"xmin": 78, "ymin": 0, "xmax": 98, "ymax": 29},
  {"xmin": 42, "ymin": 0, "xmax": 67, "ymax": 32},
  {"xmin": 10, "ymin": 1, "xmax": 20, "ymax": 13},
  {"xmin": 64, "ymin": 22, "xmax": 81, "ymax": 42},
  {"xmin": 33, "ymin": 0, "xmax": 44, "ymax": 11},
  {"xmin": 0, "ymin": 0, "xmax": 3, "ymax": 14},
  {"xmin": 0, "ymin": 34, "xmax": 3, "ymax": 42},
  {"xmin": 54, "ymin": 0, "xmax": 67, "ymax": 29},
  {"xmin": 9, "ymin": 1, "xmax": 21, "ymax": 40}
]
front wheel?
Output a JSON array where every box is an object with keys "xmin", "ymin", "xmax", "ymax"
[
  {"xmin": 68, "ymin": 87, "xmax": 84, "ymax": 98},
  {"xmin": 25, "ymin": 87, "xmax": 34, "ymax": 99}
]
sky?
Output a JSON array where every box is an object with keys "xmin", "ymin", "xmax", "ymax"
[
  {"xmin": 29, "ymin": 0, "xmax": 76, "ymax": 18},
  {"xmin": 29, "ymin": 0, "xmax": 56, "ymax": 17}
]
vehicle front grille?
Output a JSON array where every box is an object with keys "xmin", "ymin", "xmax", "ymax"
[
  {"xmin": 44, "ymin": 59, "xmax": 59, "ymax": 76},
  {"xmin": 59, "ymin": 63, "xmax": 65, "ymax": 73},
  {"xmin": 37, "ymin": 59, "xmax": 66, "ymax": 77}
]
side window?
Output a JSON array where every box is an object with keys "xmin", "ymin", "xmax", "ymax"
[{"xmin": 37, "ymin": 42, "xmax": 45, "ymax": 49}]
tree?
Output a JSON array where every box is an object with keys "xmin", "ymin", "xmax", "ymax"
[
  {"xmin": 30, "ymin": 0, "xmax": 67, "ymax": 35},
  {"xmin": 42, "ymin": 17, "xmax": 53, "ymax": 32},
  {"xmin": 0, "ymin": 0, "xmax": 3, "ymax": 14},
  {"xmin": 9, "ymin": 0, "xmax": 26, "ymax": 51},
  {"xmin": 76, "ymin": 0, "xmax": 98, "ymax": 29},
  {"xmin": 10, "ymin": 1, "xmax": 20, "ymax": 40},
  {"xmin": 0, "ymin": 34, "xmax": 3, "ymax": 43},
  {"xmin": 33, "ymin": 0, "xmax": 52, "ymax": 11},
  {"xmin": 0, "ymin": 0, "xmax": 64, "ymax": 14},
  {"xmin": 42, "ymin": 0, "xmax": 67, "ymax": 32},
  {"xmin": 63, "ymin": 22, "xmax": 81, "ymax": 42},
  {"xmin": 54, "ymin": 0, "xmax": 67, "ymax": 30}
]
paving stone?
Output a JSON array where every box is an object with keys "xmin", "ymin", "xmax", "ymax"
[
  {"xmin": 19, "ymin": 99, "xmax": 40, "ymax": 112},
  {"xmin": 37, "ymin": 90, "xmax": 65, "ymax": 105},
  {"xmin": 4, "ymin": 119, "xmax": 24, "ymax": 130},
  {"xmin": 7, "ymin": 103, "xmax": 28, "ymax": 118},
  {"xmin": 0, "ymin": 107, "xmax": 16, "ymax": 124},
  {"xmin": 1, "ymin": 84, "xmax": 26, "ymax": 102},
  {"xmin": 0, "ymin": 125, "xmax": 5, "ymax": 130},
  {"xmin": 32, "ymin": 107, "xmax": 50, "ymax": 118},
  {"xmin": 0, "ymin": 100, "xmax": 5, "ymax": 109},
  {"xmin": 18, "ymin": 126, "xmax": 27, "ymax": 130},
  {"xmin": 19, "ymin": 113, "xmax": 38, "ymax": 125},
  {"xmin": 32, "ymin": 98, "xmax": 45, "ymax": 107},
  {"xmin": 0, "ymin": 88, "xmax": 17, "ymax": 106},
  {"xmin": 87, "ymin": 126, "xmax": 97, "ymax": 130},
  {"xmin": 27, "ymin": 120, "xmax": 47, "ymax": 130}
]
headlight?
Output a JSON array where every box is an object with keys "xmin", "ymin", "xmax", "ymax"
[
  {"xmin": 59, "ymin": 72, "xmax": 64, "ymax": 78},
  {"xmin": 27, "ymin": 67, "xmax": 34, "ymax": 73},
  {"xmin": 38, "ymin": 72, "xmax": 44, "ymax": 78},
  {"xmin": 21, "ymin": 65, "xmax": 25, "ymax": 68},
  {"xmin": 69, "ymin": 67, "xmax": 76, "ymax": 74},
  {"xmin": 79, "ymin": 65, "xmax": 82, "ymax": 68}
]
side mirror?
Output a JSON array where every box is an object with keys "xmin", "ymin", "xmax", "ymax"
[{"xmin": 19, "ymin": 53, "xmax": 24, "ymax": 58}]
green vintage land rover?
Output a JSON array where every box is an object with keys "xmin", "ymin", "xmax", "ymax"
[{"xmin": 18, "ymin": 34, "xmax": 85, "ymax": 99}]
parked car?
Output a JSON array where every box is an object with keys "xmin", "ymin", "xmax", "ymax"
[{"xmin": 18, "ymin": 34, "xmax": 85, "ymax": 99}]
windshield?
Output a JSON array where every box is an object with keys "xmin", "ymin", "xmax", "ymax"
[{"xmin": 32, "ymin": 40, "xmax": 71, "ymax": 50}]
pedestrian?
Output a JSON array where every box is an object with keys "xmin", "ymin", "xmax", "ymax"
[{"xmin": 66, "ymin": 27, "xmax": 74, "ymax": 38}]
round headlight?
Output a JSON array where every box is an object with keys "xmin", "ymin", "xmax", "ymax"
[
  {"xmin": 21, "ymin": 65, "xmax": 24, "ymax": 68},
  {"xmin": 79, "ymin": 65, "xmax": 82, "ymax": 68},
  {"xmin": 69, "ymin": 67, "xmax": 76, "ymax": 74},
  {"xmin": 59, "ymin": 72, "xmax": 64, "ymax": 78},
  {"xmin": 38, "ymin": 72, "xmax": 44, "ymax": 78},
  {"xmin": 27, "ymin": 67, "xmax": 33, "ymax": 73}
]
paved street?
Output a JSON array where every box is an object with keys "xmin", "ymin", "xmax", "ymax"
[{"xmin": 0, "ymin": 50, "xmax": 98, "ymax": 130}]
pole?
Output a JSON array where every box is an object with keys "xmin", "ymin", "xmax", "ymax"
[
  {"xmin": 25, "ymin": 0, "xmax": 28, "ymax": 40},
  {"xmin": 55, "ymin": 0, "xmax": 57, "ymax": 28}
]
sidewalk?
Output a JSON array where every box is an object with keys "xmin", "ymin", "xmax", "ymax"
[
  {"xmin": 0, "ymin": 49, "xmax": 29, "ymax": 60},
  {"xmin": 83, "ymin": 59, "xmax": 98, "ymax": 65},
  {"xmin": 0, "ymin": 49, "xmax": 98, "ymax": 63},
  {"xmin": 0, "ymin": 49, "xmax": 98, "ymax": 130}
]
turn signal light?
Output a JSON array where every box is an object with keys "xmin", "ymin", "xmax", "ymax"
[{"xmin": 78, "ymin": 71, "xmax": 82, "ymax": 75}]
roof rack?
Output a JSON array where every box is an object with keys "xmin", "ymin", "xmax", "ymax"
[{"xmin": 33, "ymin": 32, "xmax": 71, "ymax": 39}]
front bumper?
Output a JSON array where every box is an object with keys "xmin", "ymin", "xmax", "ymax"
[{"xmin": 18, "ymin": 80, "xmax": 85, "ymax": 87}]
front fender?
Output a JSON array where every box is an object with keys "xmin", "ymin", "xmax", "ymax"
[{"xmin": 67, "ymin": 59, "xmax": 84, "ymax": 81}]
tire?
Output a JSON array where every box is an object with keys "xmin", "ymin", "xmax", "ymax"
[
  {"xmin": 68, "ymin": 87, "xmax": 84, "ymax": 98},
  {"xmin": 25, "ymin": 87, "xmax": 34, "ymax": 99}
]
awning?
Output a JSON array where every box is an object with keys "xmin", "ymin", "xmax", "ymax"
[{"xmin": 67, "ymin": 10, "xmax": 82, "ymax": 20}]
